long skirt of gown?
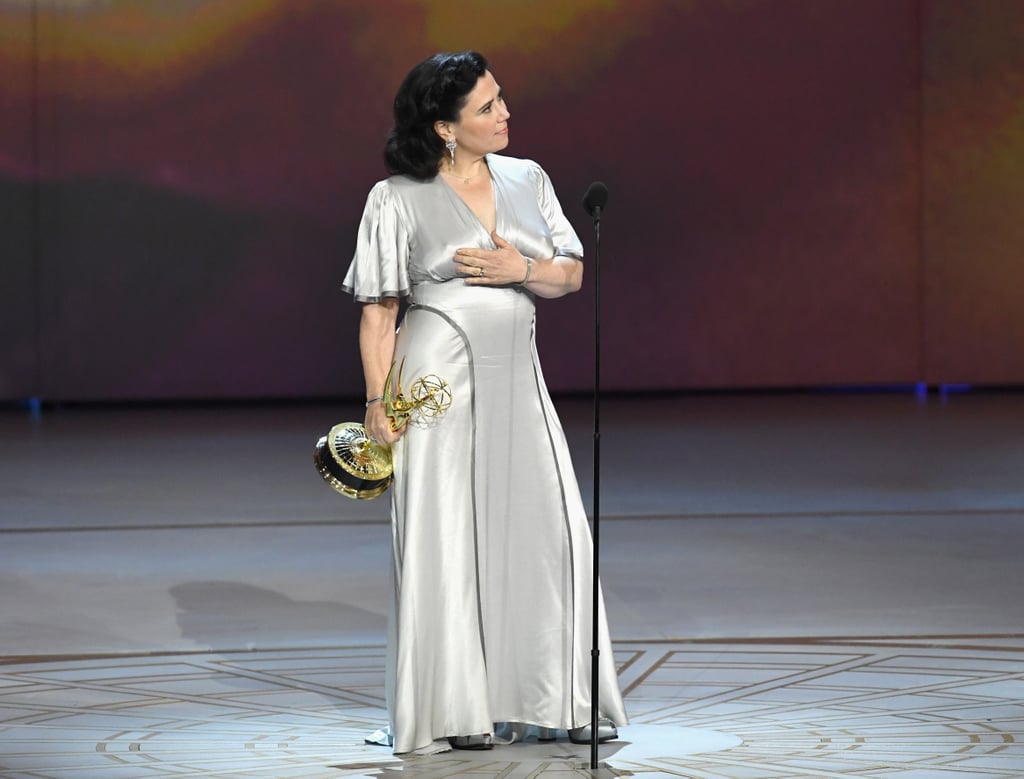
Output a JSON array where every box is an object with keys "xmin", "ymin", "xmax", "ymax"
[{"xmin": 386, "ymin": 279, "xmax": 627, "ymax": 754}]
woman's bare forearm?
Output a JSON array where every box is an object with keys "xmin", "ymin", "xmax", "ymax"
[
  {"xmin": 359, "ymin": 299, "xmax": 400, "ymax": 400},
  {"xmin": 521, "ymin": 256, "xmax": 583, "ymax": 299}
]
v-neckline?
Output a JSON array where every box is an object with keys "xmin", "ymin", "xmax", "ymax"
[{"xmin": 438, "ymin": 156, "xmax": 500, "ymax": 239}]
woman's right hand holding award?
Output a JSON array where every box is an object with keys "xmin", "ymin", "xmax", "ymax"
[{"xmin": 313, "ymin": 361, "xmax": 452, "ymax": 499}]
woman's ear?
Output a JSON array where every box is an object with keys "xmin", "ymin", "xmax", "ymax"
[{"xmin": 434, "ymin": 121, "xmax": 453, "ymax": 142}]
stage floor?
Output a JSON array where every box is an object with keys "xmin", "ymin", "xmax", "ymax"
[{"xmin": 2, "ymin": 391, "xmax": 1023, "ymax": 777}]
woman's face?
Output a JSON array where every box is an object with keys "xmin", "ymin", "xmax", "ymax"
[{"xmin": 442, "ymin": 70, "xmax": 510, "ymax": 160}]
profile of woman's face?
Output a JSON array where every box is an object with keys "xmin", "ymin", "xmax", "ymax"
[{"xmin": 444, "ymin": 70, "xmax": 510, "ymax": 159}]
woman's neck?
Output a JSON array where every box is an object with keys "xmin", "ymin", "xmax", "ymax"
[{"xmin": 441, "ymin": 156, "xmax": 488, "ymax": 184}]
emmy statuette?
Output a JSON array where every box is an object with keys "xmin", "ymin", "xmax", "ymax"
[{"xmin": 313, "ymin": 360, "xmax": 452, "ymax": 499}]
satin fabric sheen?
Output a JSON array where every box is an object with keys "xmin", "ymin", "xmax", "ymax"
[{"xmin": 342, "ymin": 154, "xmax": 627, "ymax": 754}]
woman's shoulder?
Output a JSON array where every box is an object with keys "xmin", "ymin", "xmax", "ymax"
[
  {"xmin": 373, "ymin": 173, "xmax": 442, "ymax": 197},
  {"xmin": 361, "ymin": 175, "xmax": 436, "ymax": 208},
  {"xmin": 487, "ymin": 154, "xmax": 544, "ymax": 177},
  {"xmin": 488, "ymin": 155, "xmax": 552, "ymax": 195},
  {"xmin": 385, "ymin": 172, "xmax": 433, "ymax": 187},
  {"xmin": 364, "ymin": 175, "xmax": 415, "ymax": 193}
]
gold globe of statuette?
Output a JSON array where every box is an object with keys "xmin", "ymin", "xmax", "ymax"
[{"xmin": 404, "ymin": 374, "xmax": 453, "ymax": 426}]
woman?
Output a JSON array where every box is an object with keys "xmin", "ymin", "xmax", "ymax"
[{"xmin": 343, "ymin": 51, "xmax": 627, "ymax": 755}]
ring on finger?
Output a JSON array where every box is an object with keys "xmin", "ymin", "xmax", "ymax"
[{"xmin": 478, "ymin": 267, "xmax": 485, "ymax": 277}]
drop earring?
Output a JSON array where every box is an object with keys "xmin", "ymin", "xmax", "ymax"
[{"xmin": 445, "ymin": 137, "xmax": 456, "ymax": 169}]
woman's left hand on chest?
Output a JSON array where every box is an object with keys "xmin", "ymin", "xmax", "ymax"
[{"xmin": 455, "ymin": 231, "xmax": 529, "ymax": 286}]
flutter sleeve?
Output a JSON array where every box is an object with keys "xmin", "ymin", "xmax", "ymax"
[
  {"xmin": 341, "ymin": 180, "xmax": 412, "ymax": 302},
  {"xmin": 529, "ymin": 163, "xmax": 584, "ymax": 261}
]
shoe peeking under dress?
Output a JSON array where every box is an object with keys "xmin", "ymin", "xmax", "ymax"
[
  {"xmin": 537, "ymin": 719, "xmax": 618, "ymax": 744},
  {"xmin": 448, "ymin": 733, "xmax": 494, "ymax": 750}
]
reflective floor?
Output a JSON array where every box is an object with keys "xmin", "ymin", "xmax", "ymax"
[{"xmin": 2, "ymin": 391, "xmax": 1023, "ymax": 777}]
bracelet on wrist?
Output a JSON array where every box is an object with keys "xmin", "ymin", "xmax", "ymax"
[
  {"xmin": 519, "ymin": 257, "xmax": 534, "ymax": 285},
  {"xmin": 365, "ymin": 395, "xmax": 383, "ymax": 408}
]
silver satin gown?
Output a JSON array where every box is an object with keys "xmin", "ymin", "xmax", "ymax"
[{"xmin": 342, "ymin": 154, "xmax": 627, "ymax": 754}]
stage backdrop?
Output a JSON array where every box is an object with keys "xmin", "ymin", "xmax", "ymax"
[{"xmin": 1, "ymin": 0, "xmax": 1022, "ymax": 402}]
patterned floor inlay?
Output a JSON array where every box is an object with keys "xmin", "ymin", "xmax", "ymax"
[{"xmin": 1, "ymin": 637, "xmax": 1022, "ymax": 778}]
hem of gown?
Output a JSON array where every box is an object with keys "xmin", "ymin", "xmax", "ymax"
[
  {"xmin": 390, "ymin": 713, "xmax": 629, "ymax": 753},
  {"xmin": 406, "ymin": 739, "xmax": 453, "ymax": 756},
  {"xmin": 364, "ymin": 727, "xmax": 393, "ymax": 747},
  {"xmin": 369, "ymin": 726, "xmax": 453, "ymax": 756}
]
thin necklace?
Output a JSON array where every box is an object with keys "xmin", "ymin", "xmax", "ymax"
[{"xmin": 442, "ymin": 165, "xmax": 487, "ymax": 185}]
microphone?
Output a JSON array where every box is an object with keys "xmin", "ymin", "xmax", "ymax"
[
  {"xmin": 582, "ymin": 181, "xmax": 608, "ymax": 222},
  {"xmin": 581, "ymin": 177, "xmax": 608, "ymax": 768}
]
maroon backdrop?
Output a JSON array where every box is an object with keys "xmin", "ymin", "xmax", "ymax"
[{"xmin": 1, "ymin": 1, "xmax": 1022, "ymax": 402}]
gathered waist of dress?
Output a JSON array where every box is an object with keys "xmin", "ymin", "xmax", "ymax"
[{"xmin": 409, "ymin": 278, "xmax": 534, "ymax": 312}]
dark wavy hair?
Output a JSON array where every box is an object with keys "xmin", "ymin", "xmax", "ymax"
[{"xmin": 384, "ymin": 51, "xmax": 489, "ymax": 180}]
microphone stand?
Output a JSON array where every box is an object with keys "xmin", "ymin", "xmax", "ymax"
[{"xmin": 584, "ymin": 188, "xmax": 605, "ymax": 770}]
